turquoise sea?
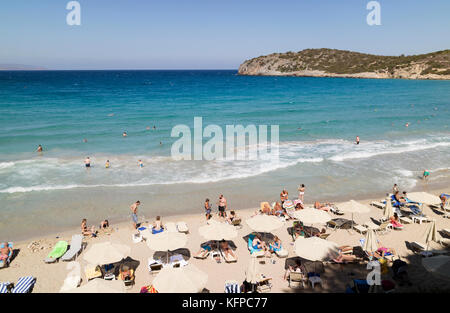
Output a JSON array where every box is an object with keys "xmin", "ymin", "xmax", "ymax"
[{"xmin": 0, "ymin": 70, "xmax": 449, "ymax": 239}]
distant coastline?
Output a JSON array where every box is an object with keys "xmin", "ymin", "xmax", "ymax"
[{"xmin": 238, "ymin": 48, "xmax": 450, "ymax": 80}]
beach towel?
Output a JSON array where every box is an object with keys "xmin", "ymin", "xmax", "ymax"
[
  {"xmin": 11, "ymin": 276, "xmax": 36, "ymax": 293},
  {"xmin": 152, "ymin": 228, "xmax": 164, "ymax": 234},
  {"xmin": 45, "ymin": 241, "xmax": 68, "ymax": 263},
  {"xmin": 225, "ymin": 281, "xmax": 240, "ymax": 293},
  {"xmin": 0, "ymin": 282, "xmax": 11, "ymax": 293}
]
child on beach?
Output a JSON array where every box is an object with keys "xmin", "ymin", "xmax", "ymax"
[{"xmin": 105, "ymin": 160, "xmax": 110, "ymax": 168}]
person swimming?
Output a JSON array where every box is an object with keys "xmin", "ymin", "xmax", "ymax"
[
  {"xmin": 355, "ymin": 136, "xmax": 360, "ymax": 145},
  {"xmin": 123, "ymin": 131, "xmax": 127, "ymax": 137},
  {"xmin": 36, "ymin": 145, "xmax": 43, "ymax": 152}
]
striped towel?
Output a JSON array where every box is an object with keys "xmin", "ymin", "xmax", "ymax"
[
  {"xmin": 11, "ymin": 276, "xmax": 36, "ymax": 293},
  {"xmin": 225, "ymin": 282, "xmax": 240, "ymax": 293},
  {"xmin": 0, "ymin": 282, "xmax": 11, "ymax": 293}
]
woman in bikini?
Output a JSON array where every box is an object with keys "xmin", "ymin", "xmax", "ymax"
[
  {"xmin": 298, "ymin": 184, "xmax": 305, "ymax": 202},
  {"xmin": 389, "ymin": 213, "xmax": 404, "ymax": 229},
  {"xmin": 204, "ymin": 198, "xmax": 212, "ymax": 220},
  {"xmin": 152, "ymin": 216, "xmax": 164, "ymax": 234},
  {"xmin": 252, "ymin": 234, "xmax": 267, "ymax": 251},
  {"xmin": 81, "ymin": 219, "xmax": 96, "ymax": 237}
]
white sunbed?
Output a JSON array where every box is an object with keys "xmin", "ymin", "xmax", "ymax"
[
  {"xmin": 354, "ymin": 224, "xmax": 368, "ymax": 234},
  {"xmin": 371, "ymin": 201, "xmax": 385, "ymax": 209},
  {"xmin": 176, "ymin": 221, "xmax": 189, "ymax": 233},
  {"xmin": 61, "ymin": 235, "xmax": 83, "ymax": 261},
  {"xmin": 275, "ymin": 248, "xmax": 288, "ymax": 258}
]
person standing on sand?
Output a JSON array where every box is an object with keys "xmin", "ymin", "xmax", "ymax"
[
  {"xmin": 130, "ymin": 201, "xmax": 140, "ymax": 229},
  {"xmin": 217, "ymin": 195, "xmax": 227, "ymax": 218},
  {"xmin": 423, "ymin": 169, "xmax": 430, "ymax": 180},
  {"xmin": 138, "ymin": 160, "xmax": 144, "ymax": 168},
  {"xmin": 105, "ymin": 160, "xmax": 110, "ymax": 168},
  {"xmin": 280, "ymin": 189, "xmax": 288, "ymax": 205},
  {"xmin": 84, "ymin": 157, "xmax": 91, "ymax": 168},
  {"xmin": 298, "ymin": 184, "xmax": 305, "ymax": 202},
  {"xmin": 355, "ymin": 136, "xmax": 360, "ymax": 145}
]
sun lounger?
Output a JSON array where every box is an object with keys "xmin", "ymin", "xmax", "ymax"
[
  {"xmin": 85, "ymin": 264, "xmax": 102, "ymax": 280},
  {"xmin": 319, "ymin": 233, "xmax": 330, "ymax": 240},
  {"xmin": 327, "ymin": 218, "xmax": 352, "ymax": 230},
  {"xmin": 221, "ymin": 248, "xmax": 238, "ymax": 263},
  {"xmin": 0, "ymin": 242, "xmax": 13, "ymax": 268},
  {"xmin": 329, "ymin": 206, "xmax": 344, "ymax": 215},
  {"xmin": 148, "ymin": 258, "xmax": 164, "ymax": 275},
  {"xmin": 247, "ymin": 235, "xmax": 265, "ymax": 257},
  {"xmin": 256, "ymin": 277, "xmax": 272, "ymax": 293},
  {"xmin": 61, "ymin": 235, "xmax": 83, "ymax": 261},
  {"xmin": 176, "ymin": 221, "xmax": 189, "ymax": 233},
  {"xmin": 288, "ymin": 271, "xmax": 306, "ymax": 288},
  {"xmin": 371, "ymin": 201, "xmax": 385, "ymax": 209},
  {"xmin": 373, "ymin": 221, "xmax": 392, "ymax": 235},
  {"xmin": 275, "ymin": 248, "xmax": 288, "ymax": 258},
  {"xmin": 194, "ymin": 249, "xmax": 210, "ymax": 259},
  {"xmin": 11, "ymin": 276, "xmax": 36, "ymax": 293},
  {"xmin": 354, "ymin": 224, "xmax": 368, "ymax": 234},
  {"xmin": 412, "ymin": 215, "xmax": 429, "ymax": 224},
  {"xmin": 165, "ymin": 222, "xmax": 177, "ymax": 233},
  {"xmin": 45, "ymin": 240, "xmax": 68, "ymax": 263},
  {"xmin": 225, "ymin": 280, "xmax": 241, "ymax": 293},
  {"xmin": 0, "ymin": 282, "xmax": 12, "ymax": 293}
]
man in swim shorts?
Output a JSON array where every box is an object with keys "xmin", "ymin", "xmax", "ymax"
[
  {"xmin": 130, "ymin": 201, "xmax": 140, "ymax": 229},
  {"xmin": 423, "ymin": 170, "xmax": 430, "ymax": 180},
  {"xmin": 84, "ymin": 157, "xmax": 91, "ymax": 168},
  {"xmin": 218, "ymin": 195, "xmax": 227, "ymax": 218}
]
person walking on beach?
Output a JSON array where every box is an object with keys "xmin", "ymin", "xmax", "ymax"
[
  {"xmin": 393, "ymin": 184, "xmax": 399, "ymax": 194},
  {"xmin": 298, "ymin": 184, "xmax": 305, "ymax": 202},
  {"xmin": 84, "ymin": 157, "xmax": 91, "ymax": 168},
  {"xmin": 130, "ymin": 201, "xmax": 140, "ymax": 229},
  {"xmin": 355, "ymin": 136, "xmax": 360, "ymax": 145},
  {"xmin": 204, "ymin": 198, "xmax": 212, "ymax": 221},
  {"xmin": 423, "ymin": 169, "xmax": 430, "ymax": 180},
  {"xmin": 218, "ymin": 195, "xmax": 227, "ymax": 218},
  {"xmin": 138, "ymin": 160, "xmax": 144, "ymax": 168},
  {"xmin": 36, "ymin": 145, "xmax": 43, "ymax": 152}
]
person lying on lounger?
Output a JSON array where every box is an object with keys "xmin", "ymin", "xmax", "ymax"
[
  {"xmin": 394, "ymin": 191, "xmax": 406, "ymax": 204},
  {"xmin": 373, "ymin": 243, "xmax": 396, "ymax": 259},
  {"xmin": 252, "ymin": 234, "xmax": 267, "ymax": 251},
  {"xmin": 293, "ymin": 224, "xmax": 307, "ymax": 239},
  {"xmin": 220, "ymin": 240, "xmax": 237, "ymax": 259},
  {"xmin": 314, "ymin": 201, "xmax": 332, "ymax": 212},
  {"xmin": 0, "ymin": 242, "xmax": 12, "ymax": 263},
  {"xmin": 295, "ymin": 202, "xmax": 304, "ymax": 210},
  {"xmin": 389, "ymin": 213, "xmax": 404, "ymax": 229},
  {"xmin": 269, "ymin": 236, "xmax": 282, "ymax": 253},
  {"xmin": 284, "ymin": 259, "xmax": 302, "ymax": 280},
  {"xmin": 332, "ymin": 246, "xmax": 359, "ymax": 263},
  {"xmin": 195, "ymin": 243, "xmax": 220, "ymax": 260}
]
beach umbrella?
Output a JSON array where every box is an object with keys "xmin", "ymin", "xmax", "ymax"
[
  {"xmin": 198, "ymin": 219, "xmax": 238, "ymax": 241},
  {"xmin": 201, "ymin": 240, "xmax": 237, "ymax": 250},
  {"xmin": 363, "ymin": 229, "xmax": 378, "ymax": 253},
  {"xmin": 243, "ymin": 232, "xmax": 275, "ymax": 245},
  {"xmin": 65, "ymin": 278, "xmax": 125, "ymax": 293},
  {"xmin": 153, "ymin": 248, "xmax": 191, "ymax": 264},
  {"xmin": 245, "ymin": 255, "xmax": 260, "ymax": 284},
  {"xmin": 407, "ymin": 192, "xmax": 441, "ymax": 206},
  {"xmin": 337, "ymin": 200, "xmax": 371, "ymax": 231},
  {"xmin": 292, "ymin": 208, "xmax": 331, "ymax": 225},
  {"xmin": 152, "ymin": 264, "xmax": 208, "ymax": 293},
  {"xmin": 293, "ymin": 236, "xmax": 339, "ymax": 261},
  {"xmin": 422, "ymin": 255, "xmax": 450, "ymax": 280},
  {"xmin": 111, "ymin": 256, "xmax": 140, "ymax": 277},
  {"xmin": 83, "ymin": 241, "xmax": 131, "ymax": 265},
  {"xmin": 383, "ymin": 198, "xmax": 394, "ymax": 220},
  {"xmin": 423, "ymin": 220, "xmax": 442, "ymax": 247},
  {"xmin": 245, "ymin": 215, "xmax": 284, "ymax": 232},
  {"xmin": 146, "ymin": 231, "xmax": 187, "ymax": 251}
]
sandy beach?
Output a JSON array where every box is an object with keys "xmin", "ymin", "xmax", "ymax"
[{"xmin": 1, "ymin": 186, "xmax": 449, "ymax": 293}]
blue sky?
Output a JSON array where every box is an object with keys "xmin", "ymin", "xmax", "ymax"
[{"xmin": 0, "ymin": 0, "xmax": 449, "ymax": 69}]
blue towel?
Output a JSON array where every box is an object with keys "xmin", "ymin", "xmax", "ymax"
[{"xmin": 0, "ymin": 282, "xmax": 11, "ymax": 293}]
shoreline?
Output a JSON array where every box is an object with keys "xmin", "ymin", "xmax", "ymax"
[{"xmin": 12, "ymin": 178, "xmax": 450, "ymax": 244}]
